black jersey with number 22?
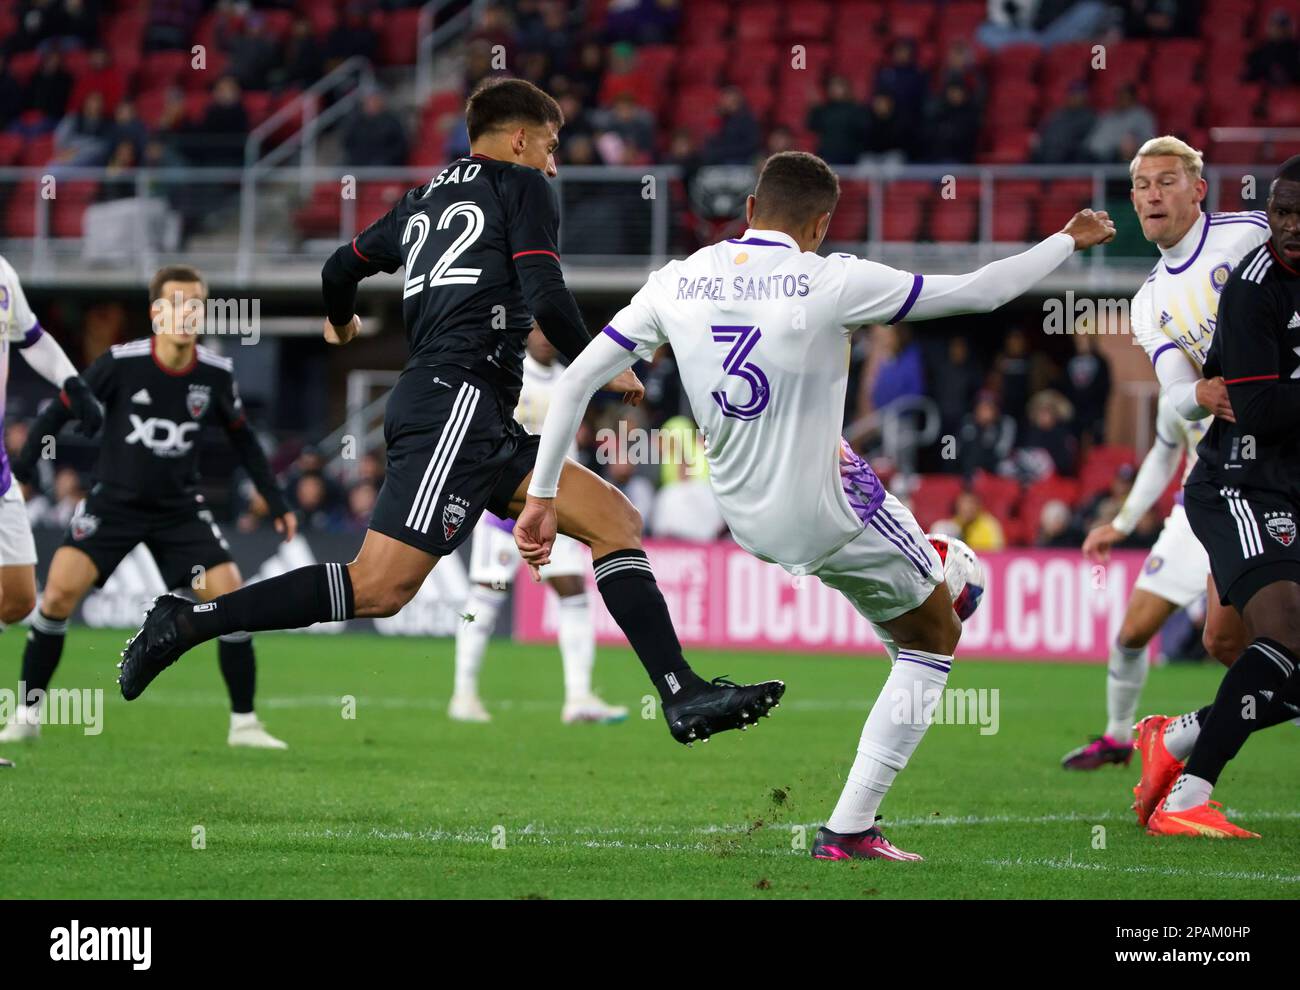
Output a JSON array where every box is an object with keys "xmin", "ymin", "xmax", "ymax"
[{"xmin": 346, "ymin": 155, "xmax": 562, "ymax": 407}]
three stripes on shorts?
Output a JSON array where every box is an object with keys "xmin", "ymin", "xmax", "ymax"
[
  {"xmin": 406, "ymin": 381, "xmax": 480, "ymax": 535},
  {"xmin": 1221, "ymin": 486, "xmax": 1264, "ymax": 559}
]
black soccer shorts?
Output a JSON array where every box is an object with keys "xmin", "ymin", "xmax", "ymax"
[
  {"xmin": 1184, "ymin": 478, "xmax": 1300, "ymax": 611},
  {"xmin": 62, "ymin": 490, "xmax": 235, "ymax": 590},
  {"xmin": 368, "ymin": 366, "xmax": 540, "ymax": 557}
]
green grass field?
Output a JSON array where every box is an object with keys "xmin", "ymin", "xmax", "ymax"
[{"xmin": 1, "ymin": 629, "xmax": 1296, "ymax": 899}]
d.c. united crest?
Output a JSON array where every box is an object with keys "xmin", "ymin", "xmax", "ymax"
[
  {"xmin": 442, "ymin": 499, "xmax": 467, "ymax": 541},
  {"xmin": 70, "ymin": 513, "xmax": 100, "ymax": 540},
  {"xmin": 186, "ymin": 384, "xmax": 211, "ymax": 419},
  {"xmin": 1265, "ymin": 511, "xmax": 1296, "ymax": 547}
]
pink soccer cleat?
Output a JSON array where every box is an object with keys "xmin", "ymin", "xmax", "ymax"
[
  {"xmin": 1061, "ymin": 733, "xmax": 1135, "ymax": 770},
  {"xmin": 811, "ymin": 824, "xmax": 923, "ymax": 862}
]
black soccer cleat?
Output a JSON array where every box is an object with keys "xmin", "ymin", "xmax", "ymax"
[
  {"xmin": 664, "ymin": 676, "xmax": 785, "ymax": 746},
  {"xmin": 118, "ymin": 594, "xmax": 195, "ymax": 701}
]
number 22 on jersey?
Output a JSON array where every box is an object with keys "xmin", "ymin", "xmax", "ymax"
[{"xmin": 402, "ymin": 201, "xmax": 485, "ymax": 298}]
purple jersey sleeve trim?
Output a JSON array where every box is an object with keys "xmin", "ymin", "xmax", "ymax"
[
  {"xmin": 887, "ymin": 273, "xmax": 924, "ymax": 324},
  {"xmin": 603, "ymin": 324, "xmax": 637, "ymax": 351},
  {"xmin": 1151, "ymin": 342, "xmax": 1179, "ymax": 365},
  {"xmin": 16, "ymin": 321, "xmax": 44, "ymax": 349}
]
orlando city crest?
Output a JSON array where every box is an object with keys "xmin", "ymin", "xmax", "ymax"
[
  {"xmin": 1210, "ymin": 263, "xmax": 1232, "ymax": 294},
  {"xmin": 186, "ymin": 384, "xmax": 211, "ymax": 419},
  {"xmin": 442, "ymin": 495, "xmax": 469, "ymax": 541},
  {"xmin": 1265, "ymin": 511, "xmax": 1296, "ymax": 546},
  {"xmin": 70, "ymin": 513, "xmax": 100, "ymax": 540}
]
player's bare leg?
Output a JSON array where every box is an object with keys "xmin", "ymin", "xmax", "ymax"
[
  {"xmin": 0, "ymin": 563, "xmax": 37, "ymax": 627},
  {"xmin": 196, "ymin": 561, "xmax": 286, "ymax": 750},
  {"xmin": 509, "ymin": 459, "xmax": 784, "ymax": 744},
  {"xmin": 1062, "ymin": 589, "xmax": 1174, "ymax": 770},
  {"xmin": 0, "ymin": 547, "xmax": 96, "ymax": 742},
  {"xmin": 1202, "ymin": 574, "xmax": 1248, "ymax": 666}
]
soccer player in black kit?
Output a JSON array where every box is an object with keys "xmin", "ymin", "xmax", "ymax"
[
  {"xmin": 1141, "ymin": 155, "xmax": 1300, "ymax": 838},
  {"xmin": 121, "ymin": 79, "xmax": 784, "ymax": 745},
  {"xmin": 6, "ymin": 265, "xmax": 298, "ymax": 749}
]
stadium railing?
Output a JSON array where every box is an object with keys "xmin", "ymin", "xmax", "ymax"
[{"xmin": 0, "ymin": 162, "xmax": 1274, "ymax": 291}]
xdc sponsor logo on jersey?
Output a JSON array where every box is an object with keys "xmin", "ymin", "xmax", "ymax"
[
  {"xmin": 125, "ymin": 415, "xmax": 199, "ymax": 456},
  {"xmin": 442, "ymin": 493, "xmax": 470, "ymax": 541},
  {"xmin": 1264, "ymin": 511, "xmax": 1296, "ymax": 546},
  {"xmin": 186, "ymin": 384, "xmax": 211, "ymax": 419}
]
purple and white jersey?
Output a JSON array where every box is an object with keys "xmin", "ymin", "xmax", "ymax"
[
  {"xmin": 602, "ymin": 227, "xmax": 919, "ymax": 569},
  {"xmin": 0, "ymin": 254, "xmax": 44, "ymax": 496},
  {"xmin": 1130, "ymin": 211, "xmax": 1270, "ymax": 374}
]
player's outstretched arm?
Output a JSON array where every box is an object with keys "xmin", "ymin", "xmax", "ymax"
[
  {"xmin": 516, "ymin": 332, "xmax": 638, "ymax": 574},
  {"xmin": 13, "ymin": 392, "xmax": 73, "ymax": 486},
  {"xmin": 902, "ymin": 210, "xmax": 1115, "ymax": 321},
  {"xmin": 1086, "ymin": 420, "xmax": 1184, "ymax": 563},
  {"xmin": 16, "ymin": 332, "xmax": 105, "ymax": 437}
]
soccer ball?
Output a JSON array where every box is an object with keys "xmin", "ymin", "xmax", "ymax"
[{"xmin": 927, "ymin": 533, "xmax": 985, "ymax": 621}]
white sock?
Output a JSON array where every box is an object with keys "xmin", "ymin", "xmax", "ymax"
[
  {"xmin": 230, "ymin": 711, "xmax": 259, "ymax": 730},
  {"xmin": 1105, "ymin": 641, "xmax": 1148, "ymax": 742},
  {"xmin": 453, "ymin": 586, "xmax": 506, "ymax": 698},
  {"xmin": 556, "ymin": 592, "xmax": 595, "ymax": 703},
  {"xmin": 12, "ymin": 703, "xmax": 39, "ymax": 726},
  {"xmin": 1163, "ymin": 772, "xmax": 1213, "ymax": 812},
  {"xmin": 825, "ymin": 648, "xmax": 951, "ymax": 834},
  {"xmin": 1163, "ymin": 710, "xmax": 1202, "ymax": 761}
]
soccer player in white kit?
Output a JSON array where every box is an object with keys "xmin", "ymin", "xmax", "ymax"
[
  {"xmin": 0, "ymin": 254, "xmax": 104, "ymax": 757},
  {"xmin": 451, "ymin": 327, "xmax": 627, "ymax": 725},
  {"xmin": 1063, "ymin": 393, "xmax": 1210, "ymax": 769},
  {"xmin": 514, "ymin": 152, "xmax": 1115, "ymax": 861},
  {"xmin": 1105, "ymin": 137, "xmax": 1292, "ymax": 823}
]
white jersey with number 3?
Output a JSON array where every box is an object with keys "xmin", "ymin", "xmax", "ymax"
[{"xmin": 602, "ymin": 227, "xmax": 932, "ymax": 569}]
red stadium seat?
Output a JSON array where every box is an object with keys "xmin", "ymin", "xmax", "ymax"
[
  {"xmin": 242, "ymin": 91, "xmax": 274, "ymax": 129},
  {"xmin": 1020, "ymin": 477, "xmax": 1080, "ymax": 538},
  {"xmin": 882, "ymin": 182, "xmax": 929, "ymax": 241},
  {"xmin": 1078, "ymin": 445, "xmax": 1138, "ymax": 500},
  {"xmin": 0, "ymin": 133, "xmax": 24, "ymax": 166},
  {"xmin": 827, "ymin": 180, "xmax": 869, "ymax": 240},
  {"xmin": 681, "ymin": 0, "xmax": 732, "ymax": 37},
  {"xmin": 4, "ymin": 182, "xmax": 40, "ymax": 238},
  {"xmin": 736, "ymin": 3, "xmax": 781, "ymax": 43},
  {"xmin": 378, "ymin": 9, "xmax": 421, "ymax": 65},
  {"xmin": 971, "ymin": 472, "xmax": 1022, "ymax": 520},
  {"xmin": 676, "ymin": 42, "xmax": 729, "ymax": 86},
  {"xmin": 992, "ymin": 199, "xmax": 1033, "ymax": 241},
  {"xmin": 885, "ymin": 0, "xmax": 936, "ymax": 38},
  {"xmin": 725, "ymin": 44, "xmax": 779, "ymax": 86},
  {"xmin": 52, "ymin": 181, "xmax": 98, "ymax": 238},
  {"xmin": 930, "ymin": 197, "xmax": 978, "ymax": 242},
  {"xmin": 785, "ymin": 0, "xmax": 832, "ymax": 38},
  {"xmin": 978, "ymin": 127, "xmax": 1033, "ymax": 165},
  {"xmin": 1268, "ymin": 87, "xmax": 1300, "ymax": 126},
  {"xmin": 909, "ymin": 475, "xmax": 964, "ymax": 531}
]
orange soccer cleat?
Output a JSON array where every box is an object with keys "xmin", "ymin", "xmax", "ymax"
[
  {"xmin": 1146, "ymin": 799, "xmax": 1260, "ymax": 839},
  {"xmin": 1131, "ymin": 714, "xmax": 1183, "ymax": 827}
]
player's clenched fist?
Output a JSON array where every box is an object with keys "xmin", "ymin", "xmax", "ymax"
[
  {"xmin": 1061, "ymin": 208, "xmax": 1117, "ymax": 250},
  {"xmin": 513, "ymin": 495, "xmax": 558, "ymax": 582},
  {"xmin": 323, "ymin": 314, "xmax": 362, "ymax": 345},
  {"xmin": 1195, "ymin": 376, "xmax": 1236, "ymax": 423}
]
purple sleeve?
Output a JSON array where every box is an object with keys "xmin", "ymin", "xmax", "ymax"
[{"xmin": 16, "ymin": 321, "xmax": 44, "ymax": 349}]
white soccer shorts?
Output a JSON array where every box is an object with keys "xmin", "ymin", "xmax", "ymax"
[
  {"xmin": 1133, "ymin": 502, "xmax": 1210, "ymax": 609},
  {"xmin": 801, "ymin": 492, "xmax": 944, "ymax": 624},
  {"xmin": 0, "ymin": 483, "xmax": 38, "ymax": 567}
]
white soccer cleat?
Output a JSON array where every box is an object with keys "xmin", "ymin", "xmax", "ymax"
[
  {"xmin": 0, "ymin": 706, "xmax": 40, "ymax": 743},
  {"xmin": 227, "ymin": 716, "xmax": 288, "ymax": 750},
  {"xmin": 562, "ymin": 695, "xmax": 629, "ymax": 725},
  {"xmin": 448, "ymin": 694, "xmax": 492, "ymax": 723}
]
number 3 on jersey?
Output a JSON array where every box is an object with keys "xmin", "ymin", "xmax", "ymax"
[
  {"xmin": 711, "ymin": 325, "xmax": 770, "ymax": 420},
  {"xmin": 402, "ymin": 202, "xmax": 485, "ymax": 298}
]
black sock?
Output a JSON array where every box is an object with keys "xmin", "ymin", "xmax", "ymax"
[
  {"xmin": 1186, "ymin": 638, "xmax": 1297, "ymax": 785},
  {"xmin": 181, "ymin": 563, "xmax": 353, "ymax": 645},
  {"xmin": 19, "ymin": 610, "xmax": 68, "ymax": 705},
  {"xmin": 592, "ymin": 549, "xmax": 704, "ymax": 703},
  {"xmin": 218, "ymin": 633, "xmax": 256, "ymax": 714}
]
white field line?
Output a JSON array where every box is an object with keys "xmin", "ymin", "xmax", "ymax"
[{"xmin": 983, "ymin": 856, "xmax": 1300, "ymax": 885}]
